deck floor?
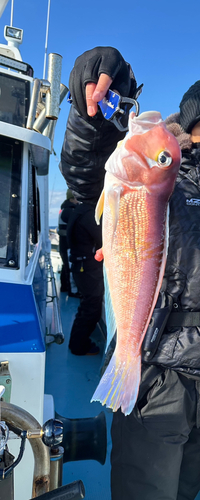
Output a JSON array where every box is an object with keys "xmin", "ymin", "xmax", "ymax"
[{"xmin": 45, "ymin": 286, "xmax": 112, "ymax": 500}]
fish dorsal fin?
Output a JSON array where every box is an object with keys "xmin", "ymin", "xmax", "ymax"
[
  {"xmin": 95, "ymin": 189, "xmax": 105, "ymax": 225},
  {"xmin": 104, "ymin": 264, "xmax": 117, "ymax": 351}
]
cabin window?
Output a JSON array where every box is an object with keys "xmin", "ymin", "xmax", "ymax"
[
  {"xmin": 27, "ymin": 154, "xmax": 41, "ymax": 263},
  {"xmin": 0, "ymin": 137, "xmax": 21, "ymax": 267},
  {"xmin": 0, "ymin": 73, "xmax": 29, "ymax": 127}
]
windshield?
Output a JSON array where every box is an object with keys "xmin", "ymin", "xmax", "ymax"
[
  {"xmin": 0, "ymin": 143, "xmax": 12, "ymax": 258},
  {"xmin": 0, "ymin": 73, "xmax": 29, "ymax": 127},
  {"xmin": 0, "ymin": 137, "xmax": 21, "ymax": 267}
]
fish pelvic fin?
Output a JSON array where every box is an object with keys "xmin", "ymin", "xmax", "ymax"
[
  {"xmin": 91, "ymin": 351, "xmax": 141, "ymax": 416},
  {"xmin": 95, "ymin": 189, "xmax": 105, "ymax": 225}
]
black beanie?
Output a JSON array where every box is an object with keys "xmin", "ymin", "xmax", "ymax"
[{"xmin": 179, "ymin": 81, "xmax": 200, "ymax": 133}]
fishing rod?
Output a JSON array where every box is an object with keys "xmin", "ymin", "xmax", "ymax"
[{"xmin": 43, "ymin": 0, "xmax": 51, "ymax": 79}]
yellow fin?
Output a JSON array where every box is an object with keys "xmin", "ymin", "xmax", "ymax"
[
  {"xmin": 117, "ymin": 140, "xmax": 123, "ymax": 148},
  {"xmin": 95, "ymin": 189, "xmax": 105, "ymax": 225},
  {"xmin": 91, "ymin": 352, "xmax": 141, "ymax": 416}
]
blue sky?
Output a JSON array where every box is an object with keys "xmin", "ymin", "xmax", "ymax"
[{"xmin": 0, "ymin": 0, "xmax": 199, "ymax": 225}]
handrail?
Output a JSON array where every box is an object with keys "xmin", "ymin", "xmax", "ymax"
[
  {"xmin": 46, "ymin": 253, "xmax": 64, "ymax": 345},
  {"xmin": 1, "ymin": 402, "xmax": 50, "ymax": 498}
]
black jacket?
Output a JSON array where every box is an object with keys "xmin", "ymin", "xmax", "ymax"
[
  {"xmin": 58, "ymin": 199, "xmax": 76, "ymax": 240},
  {"xmin": 145, "ymin": 114, "xmax": 200, "ymax": 378},
  {"xmin": 66, "ymin": 202, "xmax": 103, "ymax": 272},
  {"xmin": 60, "ymin": 199, "xmax": 76, "ymax": 223}
]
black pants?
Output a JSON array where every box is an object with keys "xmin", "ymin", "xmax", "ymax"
[
  {"xmin": 111, "ymin": 366, "xmax": 200, "ymax": 500},
  {"xmin": 59, "ymin": 236, "xmax": 71, "ymax": 293},
  {"xmin": 68, "ymin": 264, "xmax": 104, "ymax": 354}
]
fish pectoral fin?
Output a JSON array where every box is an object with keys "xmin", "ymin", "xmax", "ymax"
[
  {"xmin": 117, "ymin": 140, "xmax": 123, "ymax": 149},
  {"xmin": 91, "ymin": 352, "xmax": 141, "ymax": 416},
  {"xmin": 107, "ymin": 185, "xmax": 123, "ymax": 234},
  {"xmin": 95, "ymin": 189, "xmax": 105, "ymax": 225}
]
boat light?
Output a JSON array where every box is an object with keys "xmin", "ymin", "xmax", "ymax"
[
  {"xmin": 0, "ymin": 54, "xmax": 29, "ymax": 73},
  {"xmin": 4, "ymin": 25, "xmax": 23, "ymax": 43}
]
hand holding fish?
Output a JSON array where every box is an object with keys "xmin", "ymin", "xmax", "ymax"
[{"xmin": 91, "ymin": 110, "xmax": 181, "ymax": 416}]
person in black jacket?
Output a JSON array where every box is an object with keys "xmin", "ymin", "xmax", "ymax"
[
  {"xmin": 67, "ymin": 202, "xmax": 104, "ymax": 355},
  {"xmin": 58, "ymin": 189, "xmax": 78, "ymax": 294},
  {"xmin": 59, "ymin": 47, "xmax": 137, "ymax": 356},
  {"xmin": 60, "ymin": 47, "xmax": 200, "ymax": 499},
  {"xmin": 111, "ymin": 84, "xmax": 200, "ymax": 500}
]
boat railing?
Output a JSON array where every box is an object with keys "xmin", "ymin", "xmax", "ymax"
[{"xmin": 45, "ymin": 252, "xmax": 64, "ymax": 345}]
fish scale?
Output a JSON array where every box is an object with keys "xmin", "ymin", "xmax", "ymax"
[{"xmin": 106, "ymin": 190, "xmax": 162, "ymax": 356}]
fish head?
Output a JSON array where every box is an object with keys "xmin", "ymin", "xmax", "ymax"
[{"xmin": 105, "ymin": 111, "xmax": 181, "ymax": 199}]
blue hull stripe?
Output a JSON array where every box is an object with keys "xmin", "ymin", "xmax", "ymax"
[{"xmin": 0, "ymin": 282, "xmax": 45, "ymax": 352}]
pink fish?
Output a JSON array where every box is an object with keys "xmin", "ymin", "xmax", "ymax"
[{"xmin": 91, "ymin": 111, "xmax": 181, "ymax": 416}]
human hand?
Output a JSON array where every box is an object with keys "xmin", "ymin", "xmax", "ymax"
[
  {"xmin": 69, "ymin": 46, "xmax": 137, "ymax": 119},
  {"xmin": 85, "ymin": 73, "xmax": 113, "ymax": 117}
]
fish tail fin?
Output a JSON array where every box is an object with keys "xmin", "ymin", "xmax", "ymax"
[{"xmin": 91, "ymin": 352, "xmax": 141, "ymax": 416}]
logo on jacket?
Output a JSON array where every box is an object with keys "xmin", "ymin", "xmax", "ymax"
[
  {"xmin": 150, "ymin": 327, "xmax": 159, "ymax": 343},
  {"xmin": 186, "ymin": 198, "xmax": 200, "ymax": 206}
]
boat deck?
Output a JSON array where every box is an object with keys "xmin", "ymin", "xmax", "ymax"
[{"xmin": 45, "ymin": 282, "xmax": 112, "ymax": 500}]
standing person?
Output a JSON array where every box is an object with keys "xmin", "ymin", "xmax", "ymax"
[
  {"xmin": 60, "ymin": 47, "xmax": 200, "ymax": 498},
  {"xmin": 58, "ymin": 188, "xmax": 79, "ymax": 296},
  {"xmin": 59, "ymin": 47, "xmax": 138, "ymax": 356},
  {"xmin": 67, "ymin": 201, "xmax": 104, "ymax": 355}
]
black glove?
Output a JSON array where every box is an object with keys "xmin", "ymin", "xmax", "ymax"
[{"xmin": 69, "ymin": 46, "xmax": 137, "ymax": 119}]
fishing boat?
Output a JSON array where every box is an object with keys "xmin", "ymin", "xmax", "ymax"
[
  {"xmin": 0, "ymin": 2, "xmax": 200, "ymax": 500},
  {"xmin": 0, "ymin": 2, "xmax": 112, "ymax": 499}
]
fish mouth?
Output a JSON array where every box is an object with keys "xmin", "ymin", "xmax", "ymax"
[{"xmin": 129, "ymin": 110, "xmax": 163, "ymax": 135}]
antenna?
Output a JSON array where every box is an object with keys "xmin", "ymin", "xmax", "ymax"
[
  {"xmin": 43, "ymin": 0, "xmax": 51, "ymax": 79},
  {"xmin": 10, "ymin": 0, "xmax": 14, "ymax": 26}
]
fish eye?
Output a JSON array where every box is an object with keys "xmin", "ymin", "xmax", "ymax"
[{"xmin": 157, "ymin": 151, "xmax": 172, "ymax": 167}]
